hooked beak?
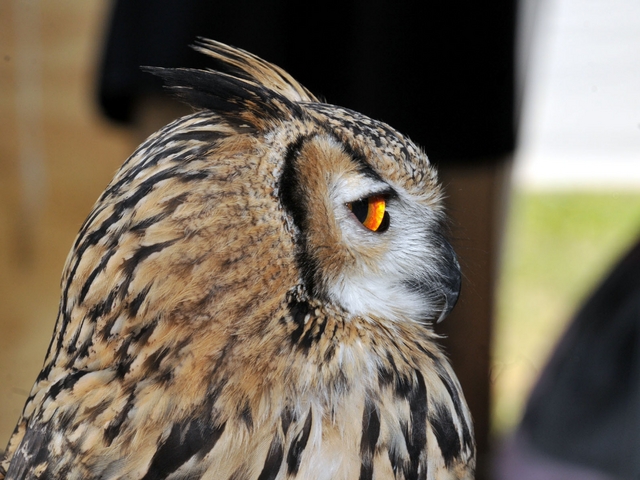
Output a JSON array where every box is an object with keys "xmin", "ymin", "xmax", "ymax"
[{"xmin": 435, "ymin": 239, "xmax": 461, "ymax": 323}]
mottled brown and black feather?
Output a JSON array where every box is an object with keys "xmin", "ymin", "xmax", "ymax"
[{"xmin": 1, "ymin": 40, "xmax": 474, "ymax": 480}]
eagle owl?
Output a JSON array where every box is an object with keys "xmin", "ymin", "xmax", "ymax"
[{"xmin": 1, "ymin": 40, "xmax": 474, "ymax": 479}]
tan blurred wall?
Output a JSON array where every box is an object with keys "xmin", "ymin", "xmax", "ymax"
[{"xmin": 0, "ymin": 0, "xmax": 134, "ymax": 447}]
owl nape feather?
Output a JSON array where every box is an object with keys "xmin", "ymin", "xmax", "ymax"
[{"xmin": 1, "ymin": 40, "xmax": 474, "ymax": 480}]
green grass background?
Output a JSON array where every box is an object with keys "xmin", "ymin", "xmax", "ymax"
[{"xmin": 492, "ymin": 190, "xmax": 640, "ymax": 436}]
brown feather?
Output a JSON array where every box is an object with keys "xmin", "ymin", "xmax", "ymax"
[{"xmin": 1, "ymin": 41, "xmax": 473, "ymax": 480}]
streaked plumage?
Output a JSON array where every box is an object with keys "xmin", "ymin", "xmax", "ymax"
[{"xmin": 1, "ymin": 40, "xmax": 474, "ymax": 479}]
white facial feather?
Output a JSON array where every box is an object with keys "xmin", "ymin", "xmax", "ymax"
[{"xmin": 326, "ymin": 168, "xmax": 447, "ymax": 323}]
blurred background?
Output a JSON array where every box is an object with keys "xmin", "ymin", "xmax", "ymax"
[{"xmin": 0, "ymin": 0, "xmax": 639, "ymax": 472}]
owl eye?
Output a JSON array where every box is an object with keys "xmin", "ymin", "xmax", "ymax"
[{"xmin": 346, "ymin": 195, "xmax": 390, "ymax": 233}]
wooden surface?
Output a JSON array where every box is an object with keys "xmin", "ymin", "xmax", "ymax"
[
  {"xmin": 0, "ymin": 0, "xmax": 133, "ymax": 446},
  {"xmin": 436, "ymin": 160, "xmax": 512, "ymax": 479}
]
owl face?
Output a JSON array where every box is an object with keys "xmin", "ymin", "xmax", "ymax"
[{"xmin": 274, "ymin": 118, "xmax": 460, "ymax": 326}]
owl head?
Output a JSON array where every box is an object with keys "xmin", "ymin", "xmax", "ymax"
[{"xmin": 140, "ymin": 39, "xmax": 460, "ymax": 327}]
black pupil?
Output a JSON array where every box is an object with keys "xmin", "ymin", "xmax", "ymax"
[
  {"xmin": 378, "ymin": 211, "xmax": 390, "ymax": 232},
  {"xmin": 350, "ymin": 199, "xmax": 369, "ymax": 224}
]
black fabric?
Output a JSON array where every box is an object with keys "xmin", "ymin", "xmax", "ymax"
[
  {"xmin": 98, "ymin": 0, "xmax": 517, "ymax": 163},
  {"xmin": 521, "ymin": 239, "xmax": 640, "ymax": 478}
]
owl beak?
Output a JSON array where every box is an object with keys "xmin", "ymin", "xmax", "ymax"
[{"xmin": 435, "ymin": 241, "xmax": 461, "ymax": 323}]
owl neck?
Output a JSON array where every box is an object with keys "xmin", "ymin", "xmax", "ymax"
[{"xmin": 251, "ymin": 292, "xmax": 444, "ymax": 407}]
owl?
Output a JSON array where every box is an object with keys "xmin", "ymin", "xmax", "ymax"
[{"xmin": 0, "ymin": 40, "xmax": 474, "ymax": 479}]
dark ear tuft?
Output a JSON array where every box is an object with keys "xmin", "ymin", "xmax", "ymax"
[
  {"xmin": 192, "ymin": 38, "xmax": 317, "ymax": 103},
  {"xmin": 143, "ymin": 66, "xmax": 301, "ymax": 130},
  {"xmin": 142, "ymin": 39, "xmax": 317, "ymax": 130}
]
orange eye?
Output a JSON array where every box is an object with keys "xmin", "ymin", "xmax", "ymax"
[{"xmin": 347, "ymin": 195, "xmax": 390, "ymax": 232}]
